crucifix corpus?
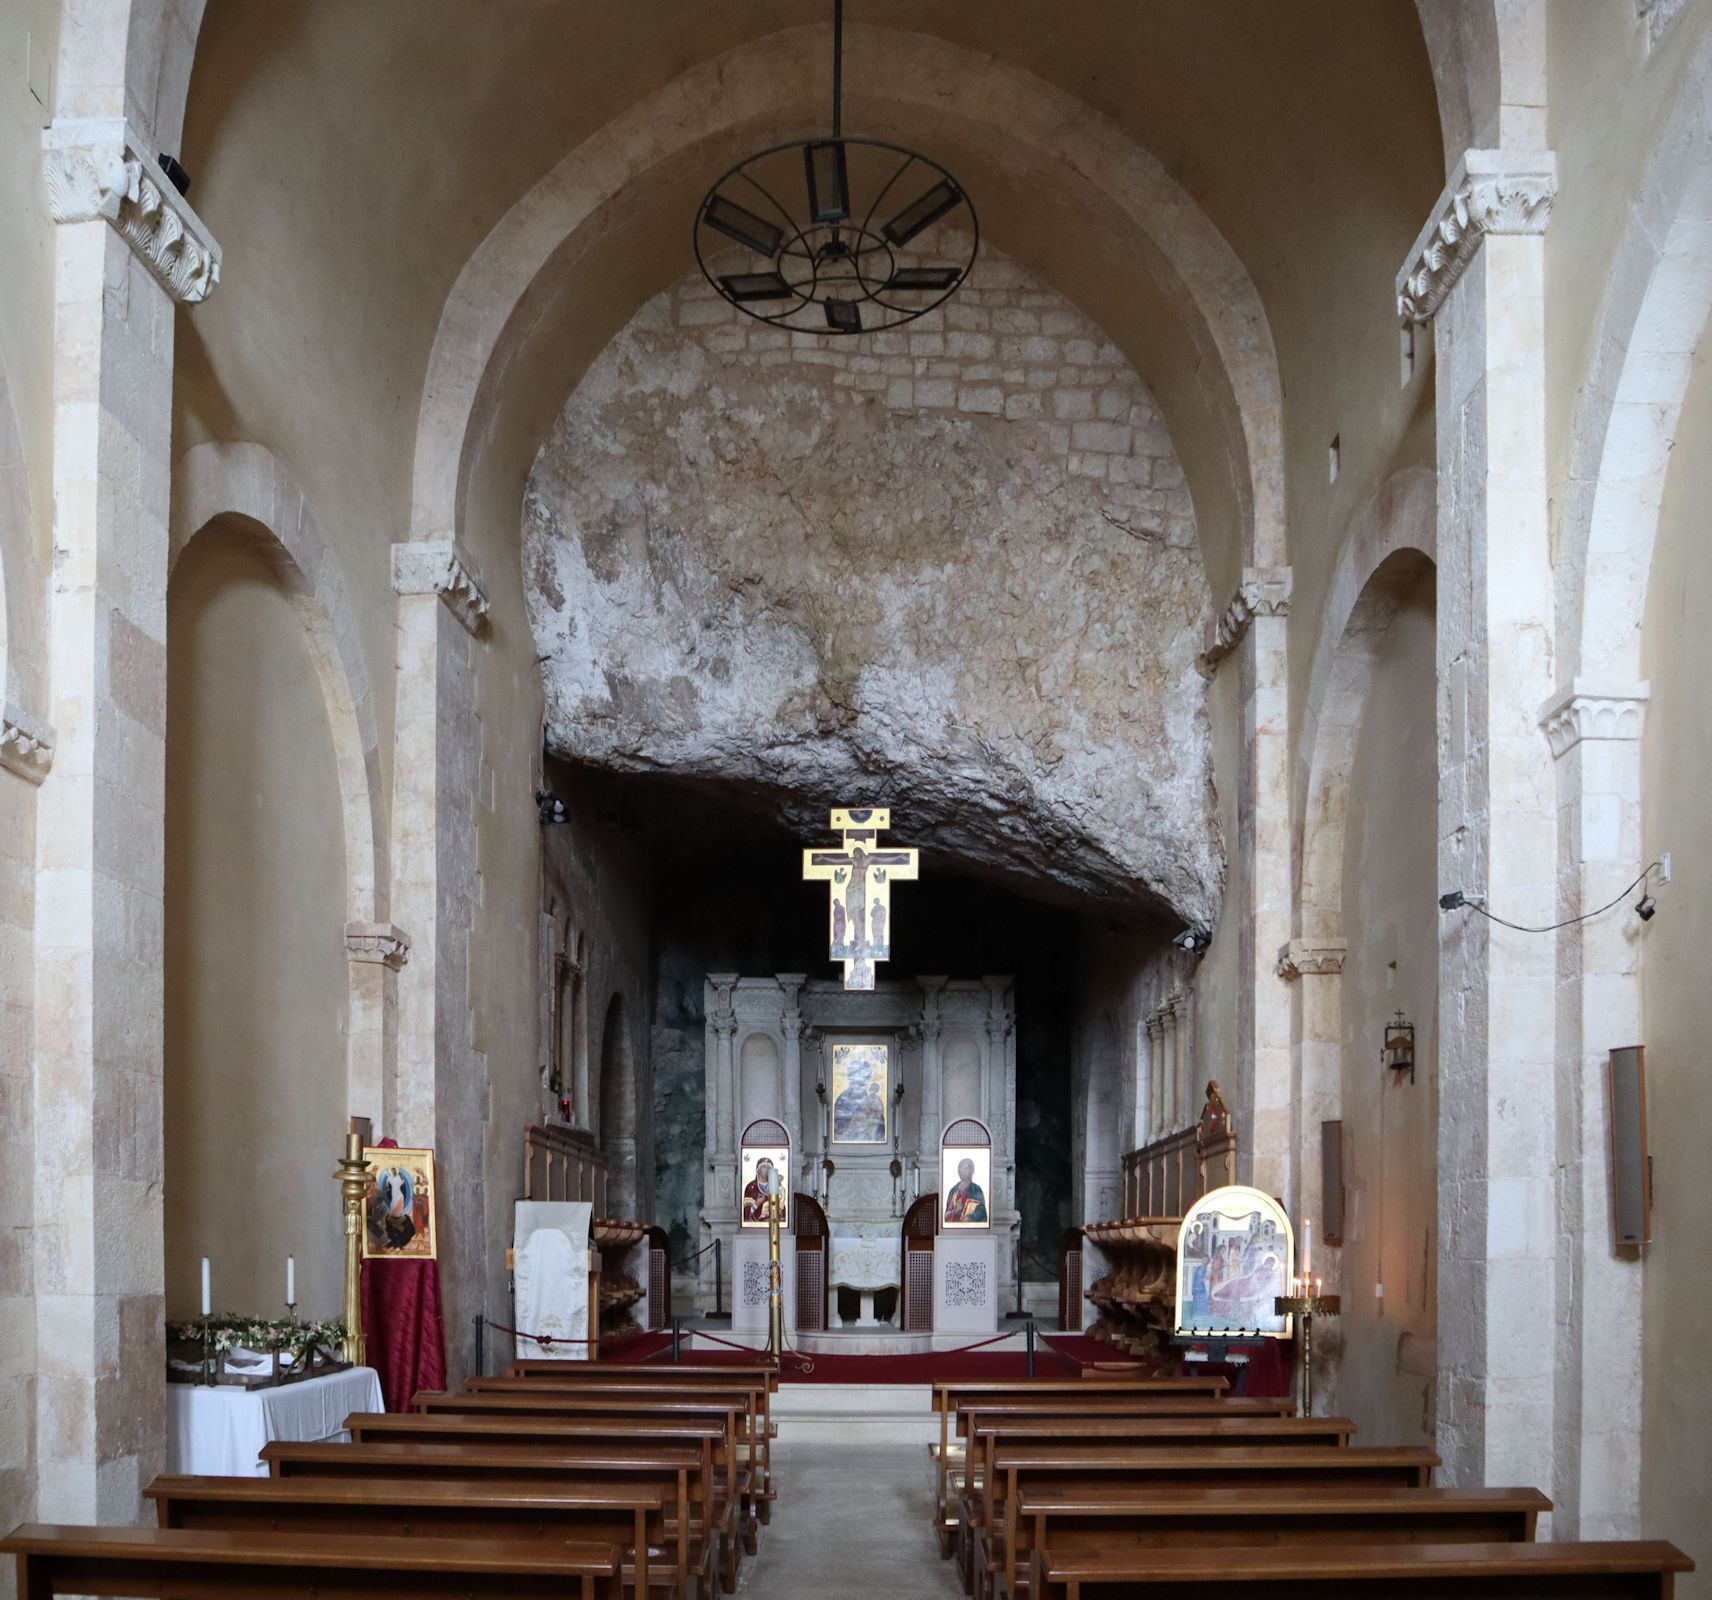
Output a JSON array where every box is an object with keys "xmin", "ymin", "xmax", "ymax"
[{"xmin": 802, "ymin": 808, "xmax": 920, "ymax": 990}]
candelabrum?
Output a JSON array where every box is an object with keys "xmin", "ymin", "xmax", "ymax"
[
  {"xmin": 765, "ymin": 1189, "xmax": 785, "ymax": 1363},
  {"xmin": 335, "ymin": 1131, "xmax": 371, "ymax": 1366},
  {"xmin": 201, "ymin": 1317, "xmax": 216, "ymax": 1387},
  {"xmin": 1274, "ymin": 1280, "xmax": 1340, "ymax": 1417}
]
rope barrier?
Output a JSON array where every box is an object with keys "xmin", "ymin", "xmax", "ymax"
[
  {"xmin": 483, "ymin": 1319, "xmax": 598, "ymax": 1353},
  {"xmin": 672, "ymin": 1240, "xmax": 720, "ymax": 1270}
]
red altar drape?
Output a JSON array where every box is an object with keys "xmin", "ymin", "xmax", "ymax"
[{"xmin": 358, "ymin": 1138, "xmax": 447, "ymax": 1411}]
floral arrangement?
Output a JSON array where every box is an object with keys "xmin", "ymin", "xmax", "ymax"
[{"xmin": 167, "ymin": 1314, "xmax": 349, "ymax": 1363}]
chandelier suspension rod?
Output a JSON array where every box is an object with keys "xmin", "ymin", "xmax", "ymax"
[{"xmin": 832, "ymin": 0, "xmax": 844, "ymax": 139}]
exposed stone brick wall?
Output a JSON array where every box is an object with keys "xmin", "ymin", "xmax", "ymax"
[{"xmin": 524, "ymin": 243, "xmax": 1216, "ymax": 921}]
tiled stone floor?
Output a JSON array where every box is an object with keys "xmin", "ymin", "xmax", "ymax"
[{"xmin": 737, "ymin": 1437, "xmax": 963, "ymax": 1597}]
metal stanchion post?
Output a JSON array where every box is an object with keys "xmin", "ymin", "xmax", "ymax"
[
  {"xmin": 1026, "ymin": 1319, "xmax": 1036, "ymax": 1376},
  {"xmin": 672, "ymin": 1316, "xmax": 682, "ymax": 1364},
  {"xmin": 473, "ymin": 1314, "xmax": 485, "ymax": 1378}
]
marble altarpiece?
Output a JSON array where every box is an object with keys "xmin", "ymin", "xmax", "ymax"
[{"xmin": 698, "ymin": 975, "xmax": 1018, "ymax": 1319}]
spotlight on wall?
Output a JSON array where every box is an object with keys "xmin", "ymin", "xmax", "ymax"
[
  {"xmin": 1636, "ymin": 892, "xmax": 1657, "ymax": 922},
  {"xmin": 1172, "ymin": 927, "xmax": 1212, "ymax": 954},
  {"xmin": 535, "ymin": 789, "xmax": 567, "ymax": 825},
  {"xmin": 1383, "ymin": 1010, "xmax": 1416, "ymax": 1085}
]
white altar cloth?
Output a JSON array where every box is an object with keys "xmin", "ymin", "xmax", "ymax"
[
  {"xmin": 165, "ymin": 1366, "xmax": 384, "ymax": 1476},
  {"xmin": 829, "ymin": 1235, "xmax": 899, "ymax": 1291}
]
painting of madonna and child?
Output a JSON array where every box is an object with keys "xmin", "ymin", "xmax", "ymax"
[{"xmin": 1173, "ymin": 1184, "xmax": 1293, "ymax": 1337}]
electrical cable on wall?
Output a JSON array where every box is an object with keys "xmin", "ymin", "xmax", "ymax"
[{"xmin": 1438, "ymin": 862, "xmax": 1662, "ymax": 934}]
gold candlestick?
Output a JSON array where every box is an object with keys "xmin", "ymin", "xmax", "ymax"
[
  {"xmin": 335, "ymin": 1132, "xmax": 372, "ymax": 1366},
  {"xmin": 1274, "ymin": 1291, "xmax": 1340, "ymax": 1416},
  {"xmin": 766, "ymin": 1189, "xmax": 785, "ymax": 1364}
]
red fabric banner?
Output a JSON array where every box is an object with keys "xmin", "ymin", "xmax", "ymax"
[{"xmin": 358, "ymin": 1137, "xmax": 447, "ymax": 1411}]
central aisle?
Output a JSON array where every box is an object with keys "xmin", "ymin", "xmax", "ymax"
[{"xmin": 737, "ymin": 1437, "xmax": 963, "ymax": 1597}]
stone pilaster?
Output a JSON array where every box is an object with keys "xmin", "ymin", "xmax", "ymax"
[
  {"xmin": 345, "ymin": 922, "xmax": 409, "ymax": 1126},
  {"xmin": 1402, "ymin": 147, "xmax": 1559, "ymax": 1496},
  {"xmin": 1145, "ymin": 1011, "xmax": 1166, "ymax": 1138},
  {"xmin": 1169, "ymin": 989, "xmax": 1195, "ymax": 1129},
  {"xmin": 916, "ymin": 976, "xmax": 946, "ymax": 1160},
  {"xmin": 389, "ymin": 537, "xmax": 487, "ymax": 1371},
  {"xmin": 32, "ymin": 113, "xmax": 219, "ymax": 1522},
  {"xmin": 1202, "ymin": 567, "xmax": 1293, "ymax": 1198},
  {"xmin": 779, "ymin": 974, "xmax": 805, "ymax": 1159},
  {"xmin": 1544, "ymin": 682, "xmax": 1649, "ymax": 1537}
]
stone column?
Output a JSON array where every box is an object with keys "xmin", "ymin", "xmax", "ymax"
[
  {"xmin": 708, "ymin": 975, "xmax": 739, "ymax": 1161},
  {"xmin": 1542, "ymin": 686, "xmax": 1648, "ymax": 1537},
  {"xmin": 1170, "ymin": 989, "xmax": 1195, "ymax": 1127},
  {"xmin": 1134, "ymin": 1012, "xmax": 1154, "ymax": 1152},
  {"xmin": 1200, "ymin": 568, "xmax": 1293, "ymax": 1197},
  {"xmin": 917, "ymin": 976, "xmax": 946, "ymax": 1159},
  {"xmin": 344, "ymin": 922, "xmax": 409, "ymax": 1123},
  {"xmin": 1145, "ymin": 1011, "xmax": 1167, "ymax": 1138},
  {"xmin": 1159, "ymin": 1004, "xmax": 1178, "ymax": 1133},
  {"xmin": 34, "ymin": 120, "xmax": 219, "ymax": 1524},
  {"xmin": 1399, "ymin": 147, "xmax": 1559, "ymax": 1495},
  {"xmin": 389, "ymin": 538, "xmax": 488, "ymax": 1374},
  {"xmin": 779, "ymin": 974, "xmax": 805, "ymax": 1160}
]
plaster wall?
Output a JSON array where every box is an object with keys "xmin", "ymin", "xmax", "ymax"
[
  {"xmin": 1333, "ymin": 570, "xmax": 1438, "ymax": 1447},
  {"xmin": 163, "ymin": 528, "xmax": 348, "ymax": 1321},
  {"xmin": 1639, "ymin": 342, "xmax": 1712, "ymax": 1594}
]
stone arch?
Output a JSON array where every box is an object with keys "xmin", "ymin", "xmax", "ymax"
[
  {"xmin": 1412, "ymin": 0, "xmax": 1546, "ymax": 171},
  {"xmin": 410, "ymin": 21, "xmax": 1284, "ymax": 586},
  {"xmin": 1559, "ymin": 28, "xmax": 1712, "ymax": 693},
  {"xmin": 1294, "ymin": 467, "xmax": 1438, "ymax": 941},
  {"xmin": 171, "ymin": 441, "xmax": 386, "ymax": 923},
  {"xmin": 942, "ymin": 1029, "xmax": 982, "ymax": 1124}
]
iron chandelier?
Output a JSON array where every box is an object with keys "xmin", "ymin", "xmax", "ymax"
[{"xmin": 693, "ymin": 0, "xmax": 978, "ymax": 336}]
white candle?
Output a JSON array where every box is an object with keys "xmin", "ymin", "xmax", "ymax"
[
  {"xmin": 200, "ymin": 1257, "xmax": 211, "ymax": 1317},
  {"xmin": 1301, "ymin": 1218, "xmax": 1312, "ymax": 1275},
  {"xmin": 287, "ymin": 1255, "xmax": 296, "ymax": 1305}
]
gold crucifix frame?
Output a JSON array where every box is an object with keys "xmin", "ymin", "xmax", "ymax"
[{"xmin": 802, "ymin": 808, "xmax": 919, "ymax": 990}]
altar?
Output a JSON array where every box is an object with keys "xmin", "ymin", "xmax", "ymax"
[
  {"xmin": 697, "ymin": 973, "xmax": 1019, "ymax": 1329},
  {"xmin": 829, "ymin": 1233, "xmax": 898, "ymax": 1327}
]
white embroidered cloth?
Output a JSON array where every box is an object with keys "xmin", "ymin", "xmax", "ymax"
[
  {"xmin": 830, "ymin": 1234, "xmax": 900, "ymax": 1291},
  {"xmin": 513, "ymin": 1200, "xmax": 592, "ymax": 1361}
]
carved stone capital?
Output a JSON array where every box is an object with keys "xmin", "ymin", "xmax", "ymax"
[
  {"xmin": 0, "ymin": 705, "xmax": 54, "ymax": 783},
  {"xmin": 1197, "ymin": 567, "xmax": 1291, "ymax": 676},
  {"xmin": 346, "ymin": 921, "xmax": 410, "ymax": 968},
  {"xmin": 1538, "ymin": 680, "xmax": 1649, "ymax": 759},
  {"xmin": 392, "ymin": 539, "xmax": 490, "ymax": 634},
  {"xmin": 1276, "ymin": 938, "xmax": 1347, "ymax": 981},
  {"xmin": 43, "ymin": 118, "xmax": 221, "ymax": 303},
  {"xmin": 1397, "ymin": 149, "xmax": 1557, "ymax": 323}
]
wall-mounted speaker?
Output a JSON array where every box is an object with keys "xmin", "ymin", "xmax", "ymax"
[
  {"xmin": 1608, "ymin": 1046, "xmax": 1651, "ymax": 1248},
  {"xmin": 1321, "ymin": 1119, "xmax": 1345, "ymax": 1247}
]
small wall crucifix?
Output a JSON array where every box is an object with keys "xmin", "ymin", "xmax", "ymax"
[{"xmin": 802, "ymin": 808, "xmax": 920, "ymax": 990}]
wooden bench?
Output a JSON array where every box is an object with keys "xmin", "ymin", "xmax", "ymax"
[
  {"xmin": 262, "ymin": 1440, "xmax": 711, "ymax": 1600},
  {"xmin": 975, "ymin": 1444, "xmax": 1439, "ymax": 1600},
  {"xmin": 1013, "ymin": 1486, "xmax": 1550, "ymax": 1600},
  {"xmin": 345, "ymin": 1408, "xmax": 743, "ymax": 1572},
  {"xmin": 963, "ymin": 1418, "xmax": 1357, "ymax": 1599},
  {"xmin": 929, "ymin": 1378, "xmax": 1229, "ymax": 1550},
  {"xmin": 0, "ymin": 1522, "xmax": 624, "ymax": 1599},
  {"xmin": 145, "ymin": 1473, "xmax": 667, "ymax": 1599},
  {"xmin": 470, "ymin": 1370, "xmax": 777, "ymax": 1515},
  {"xmin": 418, "ymin": 1388, "xmax": 771, "ymax": 1534},
  {"xmin": 1032, "ymin": 1539, "xmax": 1694, "ymax": 1599}
]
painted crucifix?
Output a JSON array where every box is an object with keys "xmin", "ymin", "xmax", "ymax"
[{"xmin": 802, "ymin": 808, "xmax": 920, "ymax": 990}]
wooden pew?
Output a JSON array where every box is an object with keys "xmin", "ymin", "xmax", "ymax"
[
  {"xmin": 347, "ymin": 1408, "xmax": 742, "ymax": 1568},
  {"xmin": 418, "ymin": 1387, "xmax": 771, "ymax": 1540},
  {"xmin": 1015, "ymin": 1485, "xmax": 1550, "ymax": 1600},
  {"xmin": 981, "ymin": 1443, "xmax": 1439, "ymax": 1600},
  {"xmin": 469, "ymin": 1368, "xmax": 777, "ymax": 1519},
  {"xmin": 0, "ymin": 1522, "xmax": 625, "ymax": 1599},
  {"xmin": 263, "ymin": 1440, "xmax": 709, "ymax": 1600},
  {"xmin": 963, "ymin": 1416, "xmax": 1358, "ymax": 1599},
  {"xmin": 929, "ymin": 1377, "xmax": 1229, "ymax": 1551},
  {"xmin": 1032, "ymin": 1539, "xmax": 1694, "ymax": 1599},
  {"xmin": 145, "ymin": 1473, "xmax": 665, "ymax": 1599}
]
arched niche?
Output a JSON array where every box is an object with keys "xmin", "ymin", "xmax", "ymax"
[
  {"xmin": 942, "ymin": 1028, "xmax": 981, "ymax": 1123},
  {"xmin": 740, "ymin": 1032, "xmax": 783, "ymax": 1125}
]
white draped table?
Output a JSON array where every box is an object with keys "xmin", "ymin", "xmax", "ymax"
[
  {"xmin": 829, "ymin": 1234, "xmax": 901, "ymax": 1327},
  {"xmin": 165, "ymin": 1366, "xmax": 384, "ymax": 1476}
]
